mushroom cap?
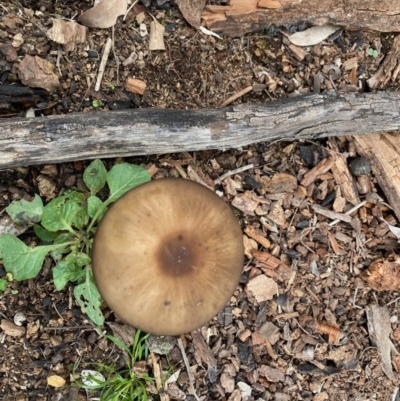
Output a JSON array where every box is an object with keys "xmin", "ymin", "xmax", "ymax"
[{"xmin": 92, "ymin": 178, "xmax": 244, "ymax": 336}]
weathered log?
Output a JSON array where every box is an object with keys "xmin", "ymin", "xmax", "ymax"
[
  {"xmin": 202, "ymin": 0, "xmax": 400, "ymax": 37},
  {"xmin": 0, "ymin": 91, "xmax": 400, "ymax": 169}
]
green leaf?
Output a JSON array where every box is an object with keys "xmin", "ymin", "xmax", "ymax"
[
  {"xmin": 74, "ymin": 279, "xmax": 104, "ymax": 326},
  {"xmin": 6, "ymin": 194, "xmax": 43, "ymax": 225},
  {"xmin": 53, "ymin": 252, "xmax": 89, "ymax": 290},
  {"xmin": 107, "ymin": 163, "xmax": 151, "ymax": 203},
  {"xmin": 0, "ymin": 278, "xmax": 7, "ymax": 293},
  {"xmin": 33, "ymin": 224, "xmax": 58, "ymax": 242},
  {"xmin": 42, "ymin": 201, "xmax": 82, "ymax": 233},
  {"xmin": 83, "ymin": 160, "xmax": 107, "ymax": 195},
  {"xmin": 87, "ymin": 196, "xmax": 104, "ymax": 220},
  {"xmin": 105, "ymin": 334, "xmax": 132, "ymax": 355},
  {"xmin": 0, "ymin": 234, "xmax": 51, "ymax": 280}
]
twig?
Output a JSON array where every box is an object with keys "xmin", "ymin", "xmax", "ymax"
[
  {"xmin": 123, "ymin": 0, "xmax": 138, "ymax": 21},
  {"xmin": 150, "ymin": 352, "xmax": 169, "ymax": 401},
  {"xmin": 329, "ymin": 200, "xmax": 367, "ymax": 227},
  {"xmin": 95, "ymin": 37, "xmax": 112, "ymax": 91},
  {"xmin": 177, "ymin": 337, "xmax": 200, "ymax": 401},
  {"xmin": 42, "ymin": 325, "xmax": 95, "ymax": 330},
  {"xmin": 352, "ymin": 286, "xmax": 362, "ymax": 309},
  {"xmin": 214, "ymin": 164, "xmax": 254, "ymax": 184},
  {"xmin": 219, "ymin": 85, "xmax": 253, "ymax": 108}
]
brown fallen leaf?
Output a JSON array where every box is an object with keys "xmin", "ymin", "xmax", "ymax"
[
  {"xmin": 0, "ymin": 319, "xmax": 26, "ymax": 337},
  {"xmin": 47, "ymin": 19, "xmax": 86, "ymax": 52},
  {"xmin": 175, "ymin": 0, "xmax": 206, "ymax": 29},
  {"xmin": 361, "ymin": 254, "xmax": 400, "ymax": 291},
  {"xmin": 79, "ymin": 0, "xmax": 128, "ymax": 28},
  {"xmin": 246, "ymin": 274, "xmax": 277, "ymax": 303},
  {"xmin": 47, "ymin": 375, "xmax": 66, "ymax": 388},
  {"xmin": 149, "ymin": 19, "xmax": 165, "ymax": 51},
  {"xmin": 19, "ymin": 55, "xmax": 60, "ymax": 93}
]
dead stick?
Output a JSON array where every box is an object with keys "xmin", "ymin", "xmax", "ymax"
[{"xmin": 177, "ymin": 337, "xmax": 200, "ymax": 401}]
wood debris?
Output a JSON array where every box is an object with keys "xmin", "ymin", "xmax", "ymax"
[
  {"xmin": 368, "ymin": 35, "xmax": 400, "ymax": 89},
  {"xmin": 149, "ymin": 18, "xmax": 165, "ymax": 51},
  {"xmin": 353, "ymin": 133, "xmax": 400, "ymax": 221},
  {"xmin": 366, "ymin": 305, "xmax": 397, "ymax": 381},
  {"xmin": 201, "ymin": 0, "xmax": 400, "ymax": 37},
  {"xmin": 125, "ymin": 77, "xmax": 147, "ymax": 95}
]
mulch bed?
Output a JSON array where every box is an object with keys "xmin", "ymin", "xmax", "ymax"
[{"xmin": 0, "ymin": 0, "xmax": 400, "ymax": 400}]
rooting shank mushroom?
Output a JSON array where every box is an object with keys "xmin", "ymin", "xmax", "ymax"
[{"xmin": 92, "ymin": 178, "xmax": 244, "ymax": 336}]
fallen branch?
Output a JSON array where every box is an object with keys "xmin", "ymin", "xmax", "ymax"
[
  {"xmin": 1, "ymin": 91, "xmax": 400, "ymax": 169},
  {"xmin": 202, "ymin": 0, "xmax": 400, "ymax": 37}
]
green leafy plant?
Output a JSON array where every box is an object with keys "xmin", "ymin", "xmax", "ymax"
[
  {"xmin": 92, "ymin": 100, "xmax": 104, "ymax": 108},
  {"xmin": 0, "ymin": 160, "xmax": 151, "ymax": 325},
  {"xmin": 75, "ymin": 330, "xmax": 157, "ymax": 400},
  {"xmin": 368, "ymin": 48, "xmax": 379, "ymax": 58}
]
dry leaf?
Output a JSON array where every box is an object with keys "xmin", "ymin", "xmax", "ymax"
[
  {"xmin": 175, "ymin": 0, "xmax": 206, "ymax": 29},
  {"xmin": 37, "ymin": 174, "xmax": 57, "ymax": 200},
  {"xmin": 19, "ymin": 55, "xmax": 60, "ymax": 93},
  {"xmin": 47, "ymin": 19, "xmax": 86, "ymax": 52},
  {"xmin": 243, "ymin": 235, "xmax": 257, "ymax": 259},
  {"xmin": 79, "ymin": 0, "xmax": 128, "ymax": 28},
  {"xmin": 258, "ymin": 365, "xmax": 285, "ymax": 382},
  {"xmin": 246, "ymin": 274, "xmax": 277, "ymax": 303},
  {"xmin": 361, "ymin": 255, "xmax": 400, "ymax": 291},
  {"xmin": 232, "ymin": 191, "xmax": 260, "ymax": 215},
  {"xmin": 47, "ymin": 375, "xmax": 66, "ymax": 388},
  {"xmin": 0, "ymin": 319, "xmax": 26, "ymax": 337},
  {"xmin": 288, "ymin": 25, "xmax": 340, "ymax": 47},
  {"xmin": 149, "ymin": 19, "xmax": 165, "ymax": 51}
]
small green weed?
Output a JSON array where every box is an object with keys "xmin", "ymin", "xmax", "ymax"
[
  {"xmin": 75, "ymin": 330, "xmax": 157, "ymax": 401},
  {"xmin": 0, "ymin": 160, "xmax": 151, "ymax": 325},
  {"xmin": 92, "ymin": 99, "xmax": 104, "ymax": 108},
  {"xmin": 367, "ymin": 48, "xmax": 379, "ymax": 58}
]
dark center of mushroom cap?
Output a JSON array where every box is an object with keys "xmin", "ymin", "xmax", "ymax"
[{"xmin": 156, "ymin": 231, "xmax": 203, "ymax": 277}]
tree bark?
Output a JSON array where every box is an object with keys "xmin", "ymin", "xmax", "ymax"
[
  {"xmin": 202, "ymin": 0, "xmax": 400, "ymax": 37},
  {"xmin": 1, "ymin": 91, "xmax": 400, "ymax": 169}
]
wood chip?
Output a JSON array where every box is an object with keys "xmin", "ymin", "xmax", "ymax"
[
  {"xmin": 252, "ymin": 250, "xmax": 292, "ymax": 281},
  {"xmin": 258, "ymin": 365, "xmax": 285, "ymax": 382},
  {"xmin": 368, "ymin": 35, "xmax": 400, "ymax": 89},
  {"xmin": 330, "ymin": 149, "xmax": 360, "ymax": 205},
  {"xmin": 262, "ymin": 172, "xmax": 297, "ymax": 194},
  {"xmin": 342, "ymin": 56, "xmax": 358, "ymax": 71},
  {"xmin": 312, "ymin": 204, "xmax": 352, "ymax": 223},
  {"xmin": 301, "ymin": 156, "xmax": 335, "ymax": 187},
  {"xmin": 366, "ymin": 304, "xmax": 395, "ymax": 381},
  {"xmin": 79, "ymin": 0, "xmax": 127, "ymax": 28},
  {"xmin": 353, "ymin": 133, "xmax": 400, "ymax": 221},
  {"xmin": 244, "ymin": 225, "xmax": 271, "ymax": 249},
  {"xmin": 125, "ymin": 77, "xmax": 147, "ymax": 95}
]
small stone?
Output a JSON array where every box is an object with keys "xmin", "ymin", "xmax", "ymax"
[{"xmin": 349, "ymin": 157, "xmax": 371, "ymax": 176}]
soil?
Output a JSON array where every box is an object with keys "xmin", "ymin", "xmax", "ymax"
[{"xmin": 1, "ymin": 1, "xmax": 400, "ymax": 401}]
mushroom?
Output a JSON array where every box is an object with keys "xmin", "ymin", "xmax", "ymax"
[{"xmin": 92, "ymin": 178, "xmax": 244, "ymax": 336}]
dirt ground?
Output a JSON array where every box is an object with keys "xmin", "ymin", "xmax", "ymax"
[{"xmin": 1, "ymin": 0, "xmax": 400, "ymax": 400}]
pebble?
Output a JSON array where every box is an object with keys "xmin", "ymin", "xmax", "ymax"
[{"xmin": 349, "ymin": 157, "xmax": 371, "ymax": 176}]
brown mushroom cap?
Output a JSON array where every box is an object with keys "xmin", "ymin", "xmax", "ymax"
[{"xmin": 92, "ymin": 178, "xmax": 244, "ymax": 336}]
